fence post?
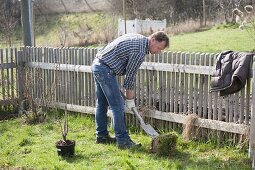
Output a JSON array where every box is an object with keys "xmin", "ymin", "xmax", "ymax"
[
  {"xmin": 249, "ymin": 57, "xmax": 255, "ymax": 169},
  {"xmin": 17, "ymin": 50, "xmax": 26, "ymax": 114}
]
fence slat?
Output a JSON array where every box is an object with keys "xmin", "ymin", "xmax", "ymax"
[
  {"xmin": 165, "ymin": 52, "xmax": 171, "ymax": 112},
  {"xmin": 239, "ymin": 85, "xmax": 245, "ymax": 123},
  {"xmin": 245, "ymin": 78, "xmax": 251, "ymax": 125},
  {"xmin": 169, "ymin": 52, "xmax": 174, "ymax": 112},
  {"xmin": 198, "ymin": 53, "xmax": 204, "ymax": 117},
  {"xmin": 188, "ymin": 53, "xmax": 195, "ymax": 113},
  {"xmin": 203, "ymin": 53, "xmax": 209, "ymax": 118},
  {"xmin": 174, "ymin": 52, "xmax": 179, "ymax": 113},
  {"xmin": 183, "ymin": 53, "xmax": 189, "ymax": 113},
  {"xmin": 234, "ymin": 92, "xmax": 239, "ymax": 122},
  {"xmin": 5, "ymin": 49, "xmax": 10, "ymax": 100},
  {"xmin": 208, "ymin": 53, "xmax": 215, "ymax": 119},
  {"xmin": 10, "ymin": 48, "xmax": 15, "ymax": 99},
  {"xmin": 162, "ymin": 52, "xmax": 167, "ymax": 112},
  {"xmin": 179, "ymin": 52, "xmax": 185, "ymax": 113},
  {"xmin": 193, "ymin": 53, "xmax": 200, "ymax": 115},
  {"xmin": 1, "ymin": 49, "xmax": 5, "ymax": 100}
]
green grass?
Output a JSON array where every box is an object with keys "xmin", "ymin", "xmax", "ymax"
[
  {"xmin": 0, "ymin": 111, "xmax": 251, "ymax": 170},
  {"xmin": 1, "ymin": 13, "xmax": 254, "ymax": 53},
  {"xmin": 33, "ymin": 13, "xmax": 255, "ymax": 53},
  {"xmin": 169, "ymin": 24, "xmax": 255, "ymax": 53}
]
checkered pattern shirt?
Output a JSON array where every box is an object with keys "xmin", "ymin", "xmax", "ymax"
[{"xmin": 96, "ymin": 33, "xmax": 149, "ymax": 90}]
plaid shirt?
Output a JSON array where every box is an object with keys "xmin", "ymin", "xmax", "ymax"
[{"xmin": 96, "ymin": 33, "xmax": 149, "ymax": 90}]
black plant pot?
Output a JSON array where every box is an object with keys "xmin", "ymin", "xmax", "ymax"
[{"xmin": 55, "ymin": 140, "xmax": 75, "ymax": 157}]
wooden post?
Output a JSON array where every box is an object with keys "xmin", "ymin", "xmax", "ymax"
[
  {"xmin": 249, "ymin": 56, "xmax": 255, "ymax": 169},
  {"xmin": 17, "ymin": 50, "xmax": 26, "ymax": 114}
]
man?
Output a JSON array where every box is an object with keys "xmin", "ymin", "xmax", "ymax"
[{"xmin": 91, "ymin": 31, "xmax": 169, "ymax": 149}]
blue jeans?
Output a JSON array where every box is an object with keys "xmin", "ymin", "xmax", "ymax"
[{"xmin": 91, "ymin": 58, "xmax": 130, "ymax": 144}]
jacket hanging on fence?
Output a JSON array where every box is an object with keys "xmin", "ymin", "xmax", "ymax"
[{"xmin": 210, "ymin": 50, "xmax": 253, "ymax": 96}]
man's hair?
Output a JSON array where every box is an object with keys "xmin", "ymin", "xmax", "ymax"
[{"xmin": 150, "ymin": 31, "xmax": 169, "ymax": 48}]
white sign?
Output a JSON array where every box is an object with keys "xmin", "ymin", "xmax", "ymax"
[{"xmin": 118, "ymin": 18, "xmax": 166, "ymax": 36}]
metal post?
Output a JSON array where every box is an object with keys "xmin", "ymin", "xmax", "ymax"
[
  {"xmin": 203, "ymin": 0, "xmax": 206, "ymax": 26},
  {"xmin": 123, "ymin": 0, "xmax": 126, "ymax": 34},
  {"xmin": 21, "ymin": 0, "xmax": 34, "ymax": 46}
]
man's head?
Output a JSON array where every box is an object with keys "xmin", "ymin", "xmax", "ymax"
[{"xmin": 148, "ymin": 31, "xmax": 169, "ymax": 54}]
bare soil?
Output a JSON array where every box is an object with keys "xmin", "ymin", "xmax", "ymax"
[
  {"xmin": 56, "ymin": 140, "xmax": 75, "ymax": 146},
  {"xmin": 0, "ymin": 113, "xmax": 19, "ymax": 121}
]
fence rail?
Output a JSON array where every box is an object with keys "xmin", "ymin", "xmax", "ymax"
[{"xmin": 1, "ymin": 47, "xmax": 255, "ymax": 165}]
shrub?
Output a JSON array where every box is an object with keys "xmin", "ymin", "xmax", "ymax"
[{"xmin": 233, "ymin": 5, "xmax": 255, "ymax": 43}]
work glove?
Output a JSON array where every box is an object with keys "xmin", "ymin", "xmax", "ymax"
[{"xmin": 124, "ymin": 99, "xmax": 136, "ymax": 113}]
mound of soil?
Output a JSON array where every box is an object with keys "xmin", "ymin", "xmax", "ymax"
[{"xmin": 151, "ymin": 133, "xmax": 178, "ymax": 157}]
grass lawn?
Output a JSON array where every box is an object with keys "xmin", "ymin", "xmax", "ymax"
[
  {"xmin": 169, "ymin": 25, "xmax": 255, "ymax": 53},
  {"xmin": 1, "ymin": 12, "xmax": 254, "ymax": 54},
  {"xmin": 0, "ymin": 110, "xmax": 251, "ymax": 170}
]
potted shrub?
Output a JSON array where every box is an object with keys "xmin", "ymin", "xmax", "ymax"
[{"xmin": 55, "ymin": 110, "xmax": 75, "ymax": 157}]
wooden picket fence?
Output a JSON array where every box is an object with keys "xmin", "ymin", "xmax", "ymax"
[
  {"xmin": 1, "ymin": 46, "xmax": 255, "ymax": 166},
  {"xmin": 0, "ymin": 48, "xmax": 18, "ymax": 112}
]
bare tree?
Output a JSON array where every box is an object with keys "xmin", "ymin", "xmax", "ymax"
[
  {"xmin": 0, "ymin": 0, "xmax": 20, "ymax": 47},
  {"xmin": 109, "ymin": 0, "xmax": 253, "ymax": 26}
]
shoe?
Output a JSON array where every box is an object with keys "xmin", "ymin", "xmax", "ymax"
[
  {"xmin": 117, "ymin": 139, "xmax": 142, "ymax": 149},
  {"xmin": 96, "ymin": 135, "xmax": 116, "ymax": 144}
]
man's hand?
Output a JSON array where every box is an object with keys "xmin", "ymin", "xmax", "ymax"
[
  {"xmin": 124, "ymin": 99, "xmax": 135, "ymax": 113},
  {"xmin": 125, "ymin": 99, "xmax": 135, "ymax": 109}
]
